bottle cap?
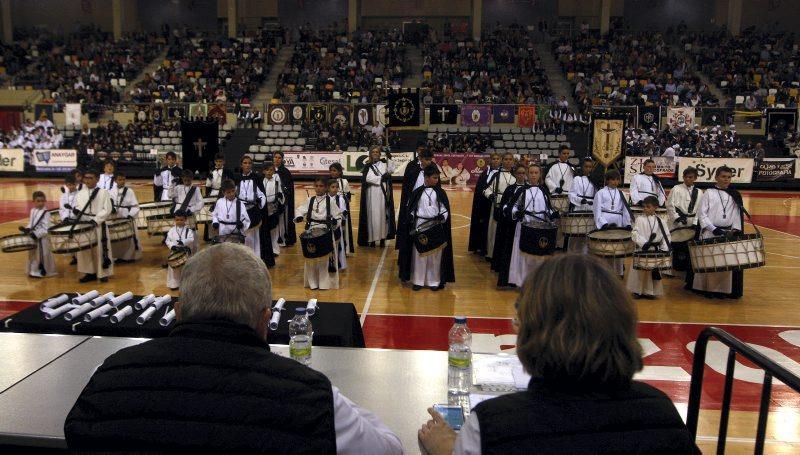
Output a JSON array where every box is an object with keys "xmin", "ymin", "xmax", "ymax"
[
  {"xmin": 454, "ymin": 316, "xmax": 466, "ymax": 323},
  {"xmin": 295, "ymin": 307, "xmax": 307, "ymax": 315}
]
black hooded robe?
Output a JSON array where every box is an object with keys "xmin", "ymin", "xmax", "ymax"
[
  {"xmin": 397, "ymin": 185, "xmax": 455, "ymax": 284},
  {"xmin": 357, "ymin": 161, "xmax": 396, "ymax": 246},
  {"xmin": 275, "ymin": 164, "xmax": 296, "ymax": 246},
  {"xmin": 468, "ymin": 166, "xmax": 493, "ymax": 254},
  {"xmin": 395, "ymin": 160, "xmax": 422, "ymax": 250},
  {"xmin": 492, "ymin": 183, "xmax": 529, "ymax": 282}
]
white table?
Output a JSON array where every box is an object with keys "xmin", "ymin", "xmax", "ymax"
[
  {"xmin": 0, "ymin": 332, "xmax": 89, "ymax": 394},
  {"xmin": 0, "ymin": 334, "xmax": 449, "ymax": 452}
]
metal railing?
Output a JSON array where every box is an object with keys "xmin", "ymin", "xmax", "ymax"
[{"xmin": 686, "ymin": 326, "xmax": 800, "ymax": 454}]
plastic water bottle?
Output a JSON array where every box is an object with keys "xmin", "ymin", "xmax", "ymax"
[
  {"xmin": 289, "ymin": 307, "xmax": 312, "ymax": 366},
  {"xmin": 448, "ymin": 316, "xmax": 472, "ymax": 396}
]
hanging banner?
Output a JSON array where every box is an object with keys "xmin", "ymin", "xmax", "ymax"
[
  {"xmin": 208, "ymin": 103, "xmax": 227, "ymax": 125},
  {"xmin": 460, "ymin": 105, "xmax": 491, "ymax": 127},
  {"xmin": 666, "ymin": 107, "xmax": 696, "ymax": 129},
  {"xmin": 638, "ymin": 106, "xmax": 660, "ymax": 130},
  {"xmin": 354, "ymin": 105, "xmax": 374, "ymax": 127},
  {"xmin": 387, "ymin": 89, "xmax": 421, "ymax": 127},
  {"xmin": 289, "ymin": 104, "xmax": 306, "ymax": 124},
  {"xmin": 591, "ymin": 118, "xmax": 624, "ymax": 167},
  {"xmin": 65, "ymin": 103, "xmax": 82, "ymax": 128},
  {"xmin": 376, "ymin": 104, "xmax": 388, "ymax": 126},
  {"xmin": 677, "ymin": 157, "xmax": 753, "ymax": 184},
  {"xmin": 622, "ymin": 156, "xmax": 676, "ymax": 183},
  {"xmin": 701, "ymin": 107, "xmax": 731, "ymax": 127},
  {"xmin": 188, "ymin": 103, "xmax": 208, "ymax": 119},
  {"xmin": 308, "ymin": 104, "xmax": 328, "ymax": 124},
  {"xmin": 518, "ymin": 105, "xmax": 535, "ymax": 128},
  {"xmin": 31, "ymin": 149, "xmax": 77, "ymax": 172},
  {"xmin": 754, "ymin": 158, "xmax": 795, "ymax": 182},
  {"xmin": 341, "ymin": 151, "xmax": 414, "ymax": 178},
  {"xmin": 0, "ymin": 148, "xmax": 24, "ymax": 173},
  {"xmin": 765, "ymin": 108, "xmax": 798, "ymax": 136},
  {"xmin": 330, "ymin": 105, "xmax": 352, "ymax": 126},
  {"xmin": 492, "ymin": 105, "xmax": 515, "ymax": 124},
  {"xmin": 181, "ymin": 119, "xmax": 219, "ymax": 171},
  {"xmin": 268, "ymin": 104, "xmax": 289, "ymax": 125},
  {"xmin": 34, "ymin": 104, "xmax": 54, "ymax": 124},
  {"xmin": 429, "ymin": 104, "xmax": 458, "ymax": 124}
]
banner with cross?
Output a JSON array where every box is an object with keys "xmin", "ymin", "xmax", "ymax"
[{"xmin": 181, "ymin": 119, "xmax": 219, "ymax": 172}]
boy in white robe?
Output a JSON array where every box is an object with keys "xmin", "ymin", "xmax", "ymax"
[
  {"xmin": 165, "ymin": 210, "xmax": 195, "ymax": 290},
  {"xmin": 171, "ymin": 169, "xmax": 204, "ymax": 253},
  {"xmin": 109, "ymin": 173, "xmax": 142, "ymax": 263},
  {"xmin": 73, "ymin": 169, "xmax": 114, "ymax": 282},
  {"xmin": 60, "ymin": 175, "xmax": 81, "ymax": 265},
  {"xmin": 545, "ymin": 146, "xmax": 575, "ymax": 248},
  {"xmin": 666, "ymin": 166, "xmax": 703, "ymax": 277},
  {"xmin": 592, "ymin": 169, "xmax": 632, "ymax": 277},
  {"xmin": 627, "ymin": 196, "xmax": 671, "ymax": 298},
  {"xmin": 237, "ymin": 156, "xmax": 266, "ymax": 257},
  {"xmin": 21, "ymin": 191, "xmax": 57, "ymax": 278},
  {"xmin": 212, "ymin": 180, "xmax": 251, "ymax": 241},
  {"xmin": 567, "ymin": 158, "xmax": 597, "ymax": 254},
  {"xmin": 360, "ymin": 147, "xmax": 396, "ymax": 247},
  {"xmin": 263, "ymin": 165, "xmax": 284, "ymax": 256},
  {"xmin": 630, "ymin": 159, "xmax": 666, "ymax": 206},
  {"xmin": 295, "ymin": 178, "xmax": 342, "ymax": 290},
  {"xmin": 483, "ymin": 153, "xmax": 516, "ymax": 259},
  {"xmin": 509, "ymin": 165, "xmax": 555, "ymax": 287},
  {"xmin": 154, "ymin": 152, "xmax": 181, "ymax": 201},
  {"xmin": 98, "ymin": 160, "xmax": 117, "ymax": 192},
  {"xmin": 328, "ymin": 180, "xmax": 348, "ymax": 271}
]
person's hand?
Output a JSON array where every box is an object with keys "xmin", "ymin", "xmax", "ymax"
[
  {"xmin": 186, "ymin": 210, "xmax": 192, "ymax": 216},
  {"xmin": 648, "ymin": 233, "xmax": 657, "ymax": 241},
  {"xmin": 236, "ymin": 221, "xmax": 244, "ymax": 229},
  {"xmin": 712, "ymin": 227, "xmax": 725, "ymax": 236},
  {"xmin": 18, "ymin": 226, "xmax": 28, "ymax": 233},
  {"xmin": 127, "ymin": 215, "xmax": 133, "ymax": 219},
  {"xmin": 72, "ymin": 208, "xmax": 81, "ymax": 216},
  {"xmin": 64, "ymin": 203, "xmax": 72, "ymax": 210},
  {"xmin": 418, "ymin": 408, "xmax": 457, "ymax": 455},
  {"xmin": 171, "ymin": 246, "xmax": 179, "ymax": 251},
  {"xmin": 381, "ymin": 173, "xmax": 391, "ymax": 182},
  {"xmin": 580, "ymin": 198, "xmax": 587, "ymax": 205},
  {"xmin": 212, "ymin": 222, "xmax": 220, "ymax": 230},
  {"xmin": 555, "ymin": 187, "xmax": 563, "ymax": 194},
  {"xmin": 29, "ymin": 233, "xmax": 37, "ymax": 240},
  {"xmin": 435, "ymin": 214, "xmax": 445, "ymax": 222},
  {"xmin": 294, "ymin": 216, "xmax": 304, "ymax": 223},
  {"xmin": 676, "ymin": 215, "xmax": 687, "ymax": 225}
]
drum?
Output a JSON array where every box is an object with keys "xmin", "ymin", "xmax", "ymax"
[
  {"xmin": 587, "ymin": 228, "xmax": 635, "ymax": 258},
  {"xmin": 48, "ymin": 209, "xmax": 61, "ymax": 226},
  {"xmin": 549, "ymin": 194, "xmax": 570, "ymax": 213},
  {"xmin": 631, "ymin": 206, "xmax": 669, "ymax": 227},
  {"xmin": 48, "ymin": 222, "xmax": 97, "ymax": 254},
  {"xmin": 246, "ymin": 206, "xmax": 262, "ymax": 230},
  {"xmin": 689, "ymin": 233, "xmax": 765, "ymax": 273},
  {"xmin": 412, "ymin": 220, "xmax": 447, "ymax": 256},
  {"xmin": 195, "ymin": 206, "xmax": 213, "ymax": 225},
  {"xmin": 146, "ymin": 214, "xmax": 174, "ymax": 236},
  {"xmin": 0, "ymin": 234, "xmax": 36, "ymax": 253},
  {"xmin": 203, "ymin": 197, "xmax": 218, "ymax": 211},
  {"xmin": 167, "ymin": 248, "xmax": 191, "ymax": 269},
  {"xmin": 137, "ymin": 202, "xmax": 173, "ymax": 231},
  {"xmin": 632, "ymin": 251, "xmax": 673, "ymax": 271},
  {"xmin": 670, "ymin": 226, "xmax": 699, "ymax": 243},
  {"xmin": 561, "ymin": 212, "xmax": 595, "ymax": 237},
  {"xmin": 107, "ymin": 218, "xmax": 135, "ymax": 243},
  {"xmin": 301, "ymin": 226, "xmax": 334, "ymax": 258},
  {"xmin": 519, "ymin": 221, "xmax": 558, "ymax": 255},
  {"xmin": 212, "ymin": 233, "xmax": 246, "ymax": 245}
]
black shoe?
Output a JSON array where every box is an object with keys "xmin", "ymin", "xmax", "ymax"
[
  {"xmin": 79, "ymin": 274, "xmax": 97, "ymax": 283},
  {"xmin": 430, "ymin": 286, "xmax": 440, "ymax": 291},
  {"xmin": 437, "ymin": 283, "xmax": 446, "ymax": 290},
  {"xmin": 100, "ymin": 277, "xmax": 108, "ymax": 283},
  {"xmin": 369, "ymin": 241, "xmax": 376, "ymax": 247},
  {"xmin": 379, "ymin": 240, "xmax": 385, "ymax": 248},
  {"xmin": 161, "ymin": 263, "xmax": 168, "ymax": 269},
  {"xmin": 69, "ymin": 257, "xmax": 77, "ymax": 265},
  {"xmin": 412, "ymin": 285, "xmax": 422, "ymax": 291},
  {"xmin": 633, "ymin": 293, "xmax": 642, "ymax": 299}
]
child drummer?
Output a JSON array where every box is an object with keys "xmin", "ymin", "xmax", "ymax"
[
  {"xmin": 627, "ymin": 196, "xmax": 671, "ymax": 299},
  {"xmin": 294, "ymin": 177, "xmax": 342, "ymax": 290},
  {"xmin": 110, "ymin": 172, "xmax": 141, "ymax": 263},
  {"xmin": 20, "ymin": 191, "xmax": 57, "ymax": 278},
  {"xmin": 211, "ymin": 179, "xmax": 250, "ymax": 242},
  {"xmin": 165, "ymin": 210, "xmax": 195, "ymax": 291},
  {"xmin": 592, "ymin": 169, "xmax": 632, "ymax": 277},
  {"xmin": 327, "ymin": 179, "xmax": 348, "ymax": 271}
]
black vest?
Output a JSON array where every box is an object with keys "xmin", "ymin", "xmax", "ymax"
[
  {"xmin": 65, "ymin": 319, "xmax": 336, "ymax": 454},
  {"xmin": 474, "ymin": 379, "xmax": 698, "ymax": 454}
]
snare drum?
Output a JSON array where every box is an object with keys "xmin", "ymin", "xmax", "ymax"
[
  {"xmin": 167, "ymin": 248, "xmax": 191, "ymax": 269},
  {"xmin": 519, "ymin": 220, "xmax": 558, "ymax": 255},
  {"xmin": 0, "ymin": 234, "xmax": 36, "ymax": 253},
  {"xmin": 48, "ymin": 209, "xmax": 61, "ymax": 226},
  {"xmin": 689, "ymin": 233, "xmax": 765, "ymax": 273},
  {"xmin": 212, "ymin": 233, "xmax": 246, "ymax": 245},
  {"xmin": 412, "ymin": 220, "xmax": 447, "ymax": 256},
  {"xmin": 561, "ymin": 212, "xmax": 595, "ymax": 237},
  {"xmin": 107, "ymin": 218, "xmax": 135, "ymax": 243},
  {"xmin": 549, "ymin": 194, "xmax": 570, "ymax": 214},
  {"xmin": 48, "ymin": 222, "xmax": 97, "ymax": 254},
  {"xmin": 587, "ymin": 228, "xmax": 635, "ymax": 258},
  {"xmin": 137, "ymin": 202, "xmax": 173, "ymax": 230},
  {"xmin": 146, "ymin": 214, "xmax": 174, "ymax": 236},
  {"xmin": 631, "ymin": 206, "xmax": 669, "ymax": 227},
  {"xmin": 632, "ymin": 251, "xmax": 673, "ymax": 271},
  {"xmin": 670, "ymin": 226, "xmax": 699, "ymax": 243},
  {"xmin": 300, "ymin": 226, "xmax": 334, "ymax": 259}
]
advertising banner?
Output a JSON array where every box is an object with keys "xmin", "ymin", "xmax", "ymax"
[
  {"xmin": 282, "ymin": 152, "xmax": 343, "ymax": 175},
  {"xmin": 341, "ymin": 151, "xmax": 414, "ymax": 178},
  {"xmin": 754, "ymin": 158, "xmax": 795, "ymax": 182},
  {"xmin": 0, "ymin": 148, "xmax": 24, "ymax": 173},
  {"xmin": 31, "ymin": 149, "xmax": 77, "ymax": 173},
  {"xmin": 677, "ymin": 157, "xmax": 753, "ymax": 184},
  {"xmin": 623, "ymin": 156, "xmax": 676, "ymax": 183},
  {"xmin": 434, "ymin": 153, "xmax": 491, "ymax": 187}
]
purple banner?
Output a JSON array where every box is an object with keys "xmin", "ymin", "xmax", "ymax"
[{"xmin": 461, "ymin": 105, "xmax": 492, "ymax": 127}]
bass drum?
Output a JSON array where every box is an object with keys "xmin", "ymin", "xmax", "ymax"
[
  {"xmin": 412, "ymin": 220, "xmax": 447, "ymax": 256},
  {"xmin": 300, "ymin": 226, "xmax": 333, "ymax": 259},
  {"xmin": 519, "ymin": 221, "xmax": 558, "ymax": 255},
  {"xmin": 587, "ymin": 228, "xmax": 635, "ymax": 258}
]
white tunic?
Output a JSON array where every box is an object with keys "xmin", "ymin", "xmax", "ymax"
[
  {"xmin": 593, "ymin": 187, "xmax": 632, "ymax": 229},
  {"xmin": 205, "ymin": 168, "xmax": 226, "ymax": 197},
  {"xmin": 59, "ymin": 190, "xmax": 79, "ymax": 222},
  {"xmin": 483, "ymin": 170, "xmax": 516, "ymax": 258},
  {"xmin": 627, "ymin": 214, "xmax": 671, "ymax": 296},
  {"xmin": 238, "ymin": 175, "xmax": 266, "ymax": 255},
  {"xmin": 568, "ymin": 176, "xmax": 596, "ymax": 212},
  {"xmin": 332, "ymin": 193, "xmax": 349, "ymax": 269},
  {"xmin": 693, "ymin": 188, "xmax": 743, "ymax": 294},
  {"xmin": 165, "ymin": 226, "xmax": 195, "ymax": 289},
  {"xmin": 26, "ymin": 208, "xmax": 57, "ymax": 277},
  {"xmin": 170, "ymin": 184, "xmax": 204, "ymax": 215},
  {"xmin": 212, "ymin": 198, "xmax": 251, "ymax": 237},
  {"xmin": 155, "ymin": 166, "xmax": 179, "ymax": 202},
  {"xmin": 263, "ymin": 175, "xmax": 284, "ymax": 254},
  {"xmin": 411, "ymin": 188, "xmax": 449, "ymax": 287},
  {"xmin": 109, "ymin": 186, "xmax": 142, "ymax": 261},
  {"xmin": 630, "ymin": 173, "xmax": 666, "ymax": 206},
  {"xmin": 545, "ymin": 161, "xmax": 575, "ymax": 194},
  {"xmin": 74, "ymin": 187, "xmax": 114, "ymax": 278},
  {"xmin": 508, "ymin": 186, "xmax": 551, "ymax": 287},
  {"xmin": 297, "ymin": 195, "xmax": 342, "ymax": 290},
  {"xmin": 666, "ymin": 184, "xmax": 703, "ymax": 229},
  {"xmin": 97, "ymin": 173, "xmax": 117, "ymax": 192},
  {"xmin": 364, "ymin": 161, "xmax": 392, "ymax": 242}
]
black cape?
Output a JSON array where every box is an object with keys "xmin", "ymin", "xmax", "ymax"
[
  {"xmin": 397, "ymin": 185, "xmax": 455, "ymax": 284},
  {"xmin": 396, "ymin": 160, "xmax": 422, "ymax": 250},
  {"xmin": 492, "ymin": 183, "xmax": 528, "ymax": 280},
  {"xmin": 467, "ymin": 167, "xmax": 493, "ymax": 253},
  {"xmin": 357, "ymin": 160, "xmax": 396, "ymax": 246},
  {"xmin": 235, "ymin": 171, "xmax": 275, "ymax": 268},
  {"xmin": 275, "ymin": 164, "xmax": 297, "ymax": 246}
]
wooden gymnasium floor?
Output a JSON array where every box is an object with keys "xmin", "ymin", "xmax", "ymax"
[{"xmin": 1, "ymin": 177, "xmax": 799, "ymax": 453}]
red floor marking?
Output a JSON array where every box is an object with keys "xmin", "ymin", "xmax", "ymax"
[
  {"xmin": 0, "ymin": 201, "xmax": 59, "ymax": 224},
  {"xmin": 749, "ymin": 214, "xmax": 800, "ymax": 236},
  {"xmin": 362, "ymin": 315, "xmax": 800, "ymax": 412},
  {"xmin": 0, "ymin": 300, "xmax": 36, "ymax": 321}
]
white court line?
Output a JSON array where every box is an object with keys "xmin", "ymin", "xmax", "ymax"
[
  {"xmin": 695, "ymin": 435, "xmax": 800, "ymax": 445},
  {"xmin": 767, "ymin": 251, "xmax": 800, "ymax": 260},
  {"xmin": 360, "ymin": 246, "xmax": 389, "ymax": 326}
]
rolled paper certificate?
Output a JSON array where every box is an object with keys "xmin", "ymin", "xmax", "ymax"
[
  {"xmin": 150, "ymin": 295, "xmax": 172, "ymax": 311},
  {"xmin": 110, "ymin": 306, "xmax": 133, "ymax": 324},
  {"xmin": 110, "ymin": 291, "xmax": 134, "ymax": 308},
  {"xmin": 134, "ymin": 294, "xmax": 156, "ymax": 310},
  {"xmin": 268, "ymin": 298, "xmax": 287, "ymax": 330},
  {"xmin": 84, "ymin": 303, "xmax": 115, "ymax": 322},
  {"xmin": 137, "ymin": 306, "xmax": 157, "ymax": 325},
  {"xmin": 159, "ymin": 309, "xmax": 177, "ymax": 327},
  {"xmin": 64, "ymin": 302, "xmax": 95, "ymax": 321},
  {"xmin": 72, "ymin": 290, "xmax": 99, "ymax": 306},
  {"xmin": 306, "ymin": 298, "xmax": 318, "ymax": 316},
  {"xmin": 40, "ymin": 294, "xmax": 69, "ymax": 311},
  {"xmin": 91, "ymin": 292, "xmax": 116, "ymax": 308},
  {"xmin": 43, "ymin": 304, "xmax": 74, "ymax": 320}
]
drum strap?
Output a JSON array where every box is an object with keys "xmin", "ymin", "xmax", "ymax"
[
  {"xmin": 656, "ymin": 218, "xmax": 672, "ymax": 250},
  {"xmin": 178, "ymin": 186, "xmax": 197, "ymax": 214},
  {"xmin": 70, "ymin": 188, "xmax": 100, "ymax": 237},
  {"xmin": 305, "ymin": 196, "xmax": 333, "ymax": 231},
  {"xmin": 687, "ymin": 186, "xmax": 699, "ymax": 214},
  {"xmin": 617, "ymin": 189, "xmax": 634, "ymax": 220}
]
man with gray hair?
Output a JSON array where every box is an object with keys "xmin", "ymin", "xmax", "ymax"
[{"xmin": 64, "ymin": 243, "xmax": 402, "ymax": 454}]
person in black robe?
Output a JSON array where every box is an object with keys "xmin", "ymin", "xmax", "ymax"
[
  {"xmin": 357, "ymin": 147, "xmax": 396, "ymax": 247},
  {"xmin": 398, "ymin": 164, "xmax": 455, "ymax": 289},
  {"xmin": 492, "ymin": 166, "xmax": 529, "ymax": 286},
  {"xmin": 396, "ymin": 147, "xmax": 433, "ymax": 250},
  {"xmin": 273, "ymin": 151, "xmax": 296, "ymax": 246},
  {"xmin": 468, "ymin": 153, "xmax": 502, "ymax": 255},
  {"xmin": 235, "ymin": 159, "xmax": 275, "ymax": 268}
]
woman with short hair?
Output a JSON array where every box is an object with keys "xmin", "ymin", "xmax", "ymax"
[{"xmin": 419, "ymin": 254, "xmax": 698, "ymax": 454}]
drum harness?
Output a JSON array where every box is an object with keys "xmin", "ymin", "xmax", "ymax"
[
  {"xmin": 218, "ymin": 197, "xmax": 245, "ymax": 236},
  {"xmin": 114, "ymin": 187, "xmax": 140, "ymax": 251},
  {"xmin": 602, "ymin": 189, "xmax": 634, "ymax": 225},
  {"xmin": 573, "ymin": 177, "xmax": 596, "ymax": 210},
  {"xmin": 264, "ymin": 178, "xmax": 285, "ymax": 226},
  {"xmin": 674, "ymin": 185, "xmax": 699, "ymax": 226},
  {"xmin": 551, "ymin": 162, "xmax": 573, "ymax": 194},
  {"xmin": 636, "ymin": 173, "xmax": 666, "ymax": 204},
  {"xmin": 72, "ymin": 188, "xmax": 111, "ymax": 270},
  {"xmin": 305, "ymin": 196, "xmax": 338, "ymax": 272},
  {"xmin": 515, "ymin": 186, "xmax": 551, "ymax": 223},
  {"xmin": 411, "ymin": 188, "xmax": 446, "ymax": 234}
]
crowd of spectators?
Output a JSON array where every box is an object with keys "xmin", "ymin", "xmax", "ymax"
[
  {"xmin": 624, "ymin": 124, "xmax": 763, "ymax": 158},
  {"xmin": 73, "ymin": 119, "xmax": 179, "ymax": 156},
  {"xmin": 302, "ymin": 120, "xmax": 384, "ymax": 151},
  {"xmin": 10, "ymin": 26, "xmax": 162, "ymax": 114},
  {"xmin": 130, "ymin": 28, "xmax": 280, "ymax": 104},
  {"xmin": 421, "ymin": 26, "xmax": 551, "ymax": 104},
  {"xmin": 553, "ymin": 30, "xmax": 718, "ymax": 114},
  {"xmin": 275, "ymin": 27, "xmax": 408, "ymax": 103},
  {"xmin": 427, "ymin": 131, "xmax": 492, "ymax": 154},
  {"xmin": 0, "ymin": 117, "xmax": 63, "ymax": 150},
  {"xmin": 682, "ymin": 29, "xmax": 800, "ymax": 108}
]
